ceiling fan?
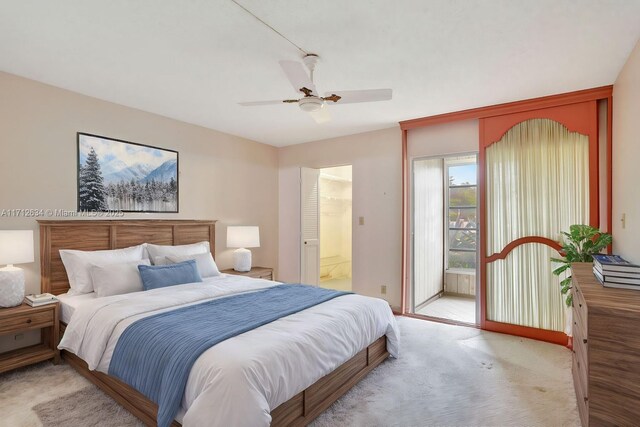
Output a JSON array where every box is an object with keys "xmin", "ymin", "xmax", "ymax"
[{"xmin": 239, "ymin": 54, "xmax": 393, "ymax": 123}]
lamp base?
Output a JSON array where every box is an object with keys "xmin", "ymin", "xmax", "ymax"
[
  {"xmin": 0, "ymin": 267, "xmax": 25, "ymax": 308},
  {"xmin": 233, "ymin": 248, "xmax": 252, "ymax": 272}
]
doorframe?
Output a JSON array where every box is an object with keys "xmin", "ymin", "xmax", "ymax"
[
  {"xmin": 400, "ymin": 86, "xmax": 613, "ymax": 344},
  {"xmin": 301, "ymin": 164, "xmax": 354, "ymax": 287},
  {"xmin": 409, "ymin": 153, "xmax": 479, "ymax": 321},
  {"xmin": 318, "ymin": 164, "xmax": 353, "ymax": 288}
]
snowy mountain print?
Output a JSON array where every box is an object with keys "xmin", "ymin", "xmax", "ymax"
[
  {"xmin": 103, "ymin": 162, "xmax": 154, "ymax": 184},
  {"xmin": 143, "ymin": 159, "xmax": 178, "ymax": 183},
  {"xmin": 77, "ymin": 134, "xmax": 178, "ymax": 212}
]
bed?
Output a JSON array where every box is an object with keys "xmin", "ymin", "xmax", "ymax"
[{"xmin": 39, "ymin": 219, "xmax": 398, "ymax": 427}]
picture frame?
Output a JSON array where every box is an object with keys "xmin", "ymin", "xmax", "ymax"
[{"xmin": 77, "ymin": 132, "xmax": 179, "ymax": 213}]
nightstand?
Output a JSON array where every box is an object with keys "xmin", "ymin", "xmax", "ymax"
[
  {"xmin": 0, "ymin": 302, "xmax": 60, "ymax": 374},
  {"xmin": 222, "ymin": 266, "xmax": 274, "ymax": 281}
]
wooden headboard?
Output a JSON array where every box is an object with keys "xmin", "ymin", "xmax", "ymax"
[{"xmin": 38, "ymin": 219, "xmax": 217, "ymax": 295}]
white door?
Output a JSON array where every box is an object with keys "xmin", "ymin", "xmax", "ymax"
[{"xmin": 300, "ymin": 167, "xmax": 320, "ymax": 285}]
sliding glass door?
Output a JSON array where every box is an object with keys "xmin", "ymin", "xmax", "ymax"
[
  {"xmin": 412, "ymin": 157, "xmax": 445, "ymax": 310},
  {"xmin": 411, "ymin": 154, "xmax": 478, "ymax": 324}
]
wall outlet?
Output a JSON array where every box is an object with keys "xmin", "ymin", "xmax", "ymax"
[{"xmin": 381, "ymin": 285, "xmax": 387, "ymax": 295}]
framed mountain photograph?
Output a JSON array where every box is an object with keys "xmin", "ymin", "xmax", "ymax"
[{"xmin": 77, "ymin": 133, "xmax": 179, "ymax": 213}]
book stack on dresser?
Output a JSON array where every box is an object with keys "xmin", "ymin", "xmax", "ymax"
[
  {"xmin": 592, "ymin": 254, "xmax": 640, "ymax": 290},
  {"xmin": 24, "ymin": 293, "xmax": 59, "ymax": 307},
  {"xmin": 571, "ymin": 263, "xmax": 640, "ymax": 426}
]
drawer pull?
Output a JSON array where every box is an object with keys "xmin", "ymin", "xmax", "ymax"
[
  {"xmin": 583, "ymin": 339, "xmax": 588, "ymax": 344},
  {"xmin": 584, "ymin": 396, "xmax": 589, "ymax": 403},
  {"xmin": 26, "ymin": 318, "xmax": 32, "ymax": 324},
  {"xmin": 579, "ymin": 303, "xmax": 582, "ymax": 308},
  {"xmin": 577, "ymin": 361, "xmax": 580, "ymax": 368}
]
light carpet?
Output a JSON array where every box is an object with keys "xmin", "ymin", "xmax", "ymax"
[{"xmin": 0, "ymin": 316, "xmax": 579, "ymax": 427}]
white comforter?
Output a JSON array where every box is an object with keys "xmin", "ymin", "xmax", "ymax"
[{"xmin": 59, "ymin": 275, "xmax": 399, "ymax": 427}]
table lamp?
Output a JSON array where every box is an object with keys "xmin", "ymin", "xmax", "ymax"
[
  {"xmin": 226, "ymin": 226, "xmax": 260, "ymax": 272},
  {"xmin": 0, "ymin": 230, "xmax": 35, "ymax": 307}
]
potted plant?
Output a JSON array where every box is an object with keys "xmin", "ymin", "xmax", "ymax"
[{"xmin": 551, "ymin": 224, "xmax": 612, "ymax": 307}]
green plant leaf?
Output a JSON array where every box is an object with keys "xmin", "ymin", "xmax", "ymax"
[
  {"xmin": 569, "ymin": 225, "xmax": 582, "ymax": 242},
  {"xmin": 560, "ymin": 277, "xmax": 572, "ymax": 287},
  {"xmin": 552, "ymin": 264, "xmax": 570, "ymax": 276},
  {"xmin": 593, "ymin": 234, "xmax": 612, "ymax": 252},
  {"xmin": 565, "ymin": 294, "xmax": 573, "ymax": 307},
  {"xmin": 552, "ymin": 224, "xmax": 612, "ymax": 307},
  {"xmin": 582, "ymin": 239, "xmax": 594, "ymax": 252}
]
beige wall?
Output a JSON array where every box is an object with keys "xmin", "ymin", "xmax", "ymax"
[
  {"xmin": 613, "ymin": 39, "xmax": 640, "ymax": 262},
  {"xmin": 0, "ymin": 71, "xmax": 279, "ymax": 296},
  {"xmin": 407, "ymin": 119, "xmax": 479, "ymax": 159},
  {"xmin": 278, "ymin": 127, "xmax": 402, "ymax": 308}
]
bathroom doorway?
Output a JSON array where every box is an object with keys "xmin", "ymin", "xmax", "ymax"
[{"xmin": 319, "ymin": 165, "xmax": 352, "ymax": 292}]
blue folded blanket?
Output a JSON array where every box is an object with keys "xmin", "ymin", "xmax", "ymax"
[{"xmin": 108, "ymin": 284, "xmax": 350, "ymax": 427}]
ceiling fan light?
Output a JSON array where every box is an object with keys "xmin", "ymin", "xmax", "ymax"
[{"xmin": 298, "ymin": 97, "xmax": 323, "ymax": 112}]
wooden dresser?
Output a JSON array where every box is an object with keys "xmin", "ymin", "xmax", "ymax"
[{"xmin": 571, "ymin": 263, "xmax": 640, "ymax": 426}]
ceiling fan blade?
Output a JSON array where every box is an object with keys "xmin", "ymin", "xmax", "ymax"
[
  {"xmin": 238, "ymin": 100, "xmax": 295, "ymax": 106},
  {"xmin": 279, "ymin": 60, "xmax": 318, "ymax": 95},
  {"xmin": 309, "ymin": 105, "xmax": 331, "ymax": 124},
  {"xmin": 324, "ymin": 89, "xmax": 392, "ymax": 104}
]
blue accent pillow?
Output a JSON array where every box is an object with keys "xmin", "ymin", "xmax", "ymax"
[{"xmin": 138, "ymin": 260, "xmax": 202, "ymax": 291}]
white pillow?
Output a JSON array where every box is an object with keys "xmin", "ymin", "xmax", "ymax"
[
  {"xmin": 60, "ymin": 244, "xmax": 147, "ymax": 295},
  {"xmin": 147, "ymin": 241, "xmax": 210, "ymax": 263},
  {"xmin": 167, "ymin": 252, "xmax": 220, "ymax": 278},
  {"xmin": 90, "ymin": 259, "xmax": 151, "ymax": 298},
  {"xmin": 152, "ymin": 256, "xmax": 172, "ymax": 266}
]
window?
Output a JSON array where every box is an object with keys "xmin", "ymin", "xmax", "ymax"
[{"xmin": 446, "ymin": 159, "xmax": 477, "ymax": 270}]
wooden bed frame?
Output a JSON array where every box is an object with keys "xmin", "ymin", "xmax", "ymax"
[{"xmin": 39, "ymin": 219, "xmax": 389, "ymax": 426}]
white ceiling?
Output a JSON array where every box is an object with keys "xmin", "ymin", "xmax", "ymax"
[{"xmin": 1, "ymin": 1, "xmax": 639, "ymax": 147}]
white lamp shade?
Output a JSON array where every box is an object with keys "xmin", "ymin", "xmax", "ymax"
[
  {"xmin": 0, "ymin": 230, "xmax": 34, "ymax": 265},
  {"xmin": 227, "ymin": 226, "xmax": 260, "ymax": 248}
]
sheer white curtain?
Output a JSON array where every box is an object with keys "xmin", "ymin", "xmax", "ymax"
[
  {"xmin": 486, "ymin": 119, "xmax": 589, "ymax": 331},
  {"xmin": 413, "ymin": 158, "xmax": 444, "ymax": 308}
]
